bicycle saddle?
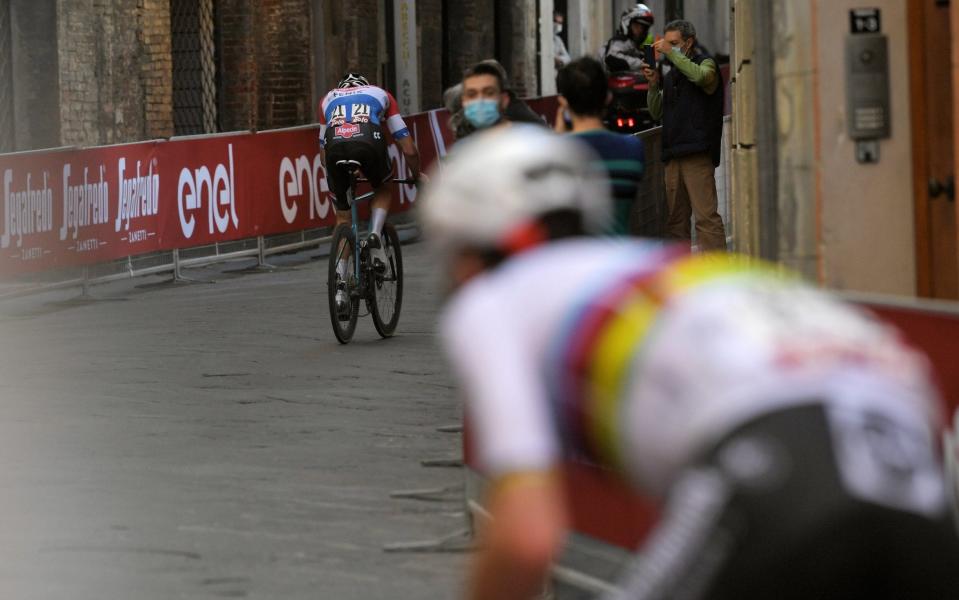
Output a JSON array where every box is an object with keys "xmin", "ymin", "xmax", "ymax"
[{"xmin": 335, "ymin": 159, "xmax": 362, "ymax": 175}]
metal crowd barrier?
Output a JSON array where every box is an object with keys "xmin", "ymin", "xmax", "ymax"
[{"xmin": 0, "ymin": 222, "xmax": 420, "ymax": 300}]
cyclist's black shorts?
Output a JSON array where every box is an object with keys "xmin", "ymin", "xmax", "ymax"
[
  {"xmin": 615, "ymin": 403, "xmax": 959, "ymax": 599},
  {"xmin": 324, "ymin": 122, "xmax": 393, "ymax": 212}
]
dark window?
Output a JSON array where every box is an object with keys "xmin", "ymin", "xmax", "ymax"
[{"xmin": 170, "ymin": 0, "xmax": 219, "ymax": 135}]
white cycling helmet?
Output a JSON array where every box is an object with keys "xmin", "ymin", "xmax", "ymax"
[
  {"xmin": 338, "ymin": 72, "xmax": 370, "ymax": 88},
  {"xmin": 420, "ymin": 125, "xmax": 611, "ymax": 256},
  {"xmin": 620, "ymin": 4, "xmax": 655, "ymax": 35}
]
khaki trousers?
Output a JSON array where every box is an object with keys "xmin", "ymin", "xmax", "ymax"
[{"xmin": 664, "ymin": 152, "xmax": 727, "ymax": 251}]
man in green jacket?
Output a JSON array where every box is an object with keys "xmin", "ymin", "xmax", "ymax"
[{"xmin": 644, "ymin": 20, "xmax": 727, "ymax": 251}]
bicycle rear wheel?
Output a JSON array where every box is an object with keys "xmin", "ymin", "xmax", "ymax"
[
  {"xmin": 368, "ymin": 224, "xmax": 403, "ymax": 338},
  {"xmin": 328, "ymin": 224, "xmax": 359, "ymax": 344}
]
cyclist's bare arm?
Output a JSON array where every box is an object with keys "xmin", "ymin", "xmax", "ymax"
[
  {"xmin": 396, "ymin": 135, "xmax": 421, "ymax": 180},
  {"xmin": 468, "ymin": 471, "xmax": 567, "ymax": 600},
  {"xmin": 444, "ymin": 286, "xmax": 565, "ymax": 599}
]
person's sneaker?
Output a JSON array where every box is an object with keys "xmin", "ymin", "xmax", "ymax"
[
  {"xmin": 334, "ymin": 281, "xmax": 350, "ymax": 321},
  {"xmin": 367, "ymin": 232, "xmax": 387, "ymax": 273}
]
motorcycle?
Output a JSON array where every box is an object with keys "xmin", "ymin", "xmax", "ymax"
[{"xmin": 605, "ymin": 70, "xmax": 656, "ymax": 134}]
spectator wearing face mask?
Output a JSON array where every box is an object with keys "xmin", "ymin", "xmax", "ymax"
[{"xmin": 445, "ymin": 60, "xmax": 545, "ymax": 140}]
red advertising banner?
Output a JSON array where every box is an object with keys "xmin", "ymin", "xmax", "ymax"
[
  {"xmin": 525, "ymin": 96, "xmax": 560, "ymax": 127},
  {"xmin": 0, "ymin": 141, "xmax": 163, "ymax": 274},
  {"xmin": 0, "ymin": 103, "xmax": 464, "ymax": 278}
]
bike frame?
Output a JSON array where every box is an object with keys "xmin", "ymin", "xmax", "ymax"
[
  {"xmin": 326, "ymin": 157, "xmax": 414, "ymax": 343},
  {"xmin": 341, "ymin": 172, "xmax": 416, "ymax": 288},
  {"xmin": 344, "ymin": 178, "xmax": 375, "ymax": 287}
]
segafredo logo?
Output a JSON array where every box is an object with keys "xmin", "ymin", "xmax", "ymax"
[
  {"xmin": 2, "ymin": 169, "xmax": 54, "ymax": 249},
  {"xmin": 177, "ymin": 144, "xmax": 239, "ymax": 239},
  {"xmin": 60, "ymin": 164, "xmax": 110, "ymax": 241},
  {"xmin": 278, "ymin": 153, "xmax": 331, "ymax": 223},
  {"xmin": 115, "ymin": 157, "xmax": 160, "ymax": 232}
]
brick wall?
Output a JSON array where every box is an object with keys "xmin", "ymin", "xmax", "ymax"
[
  {"xmin": 319, "ymin": 0, "xmax": 384, "ymax": 93},
  {"xmin": 311, "ymin": 1, "xmax": 539, "ymax": 115},
  {"xmin": 417, "ymin": 0, "xmax": 443, "ymax": 108},
  {"xmin": 110, "ymin": 1, "xmax": 147, "ymax": 144},
  {"xmin": 4, "ymin": 0, "xmax": 547, "ymax": 151},
  {"xmin": 444, "ymin": 0, "xmax": 495, "ymax": 87},
  {"xmin": 255, "ymin": 0, "xmax": 313, "ymax": 129},
  {"xmin": 56, "ymin": 0, "xmax": 172, "ymax": 148},
  {"xmin": 219, "ymin": 0, "xmax": 313, "ymax": 131},
  {"xmin": 317, "ymin": 1, "xmax": 451, "ymax": 112},
  {"xmin": 57, "ymin": 0, "xmax": 100, "ymax": 146},
  {"xmin": 218, "ymin": 0, "xmax": 257, "ymax": 131},
  {"xmin": 140, "ymin": 0, "xmax": 174, "ymax": 139}
]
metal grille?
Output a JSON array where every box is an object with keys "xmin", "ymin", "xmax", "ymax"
[
  {"xmin": 0, "ymin": 1, "xmax": 15, "ymax": 152},
  {"xmin": 171, "ymin": 0, "xmax": 218, "ymax": 135}
]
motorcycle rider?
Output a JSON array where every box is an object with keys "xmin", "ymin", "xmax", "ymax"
[{"xmin": 604, "ymin": 4, "xmax": 655, "ymax": 73}]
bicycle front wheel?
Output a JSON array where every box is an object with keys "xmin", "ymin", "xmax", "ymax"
[
  {"xmin": 328, "ymin": 224, "xmax": 359, "ymax": 344},
  {"xmin": 368, "ymin": 224, "xmax": 404, "ymax": 338}
]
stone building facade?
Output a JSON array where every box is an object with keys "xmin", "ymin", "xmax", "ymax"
[{"xmin": 2, "ymin": 0, "xmax": 551, "ymax": 153}]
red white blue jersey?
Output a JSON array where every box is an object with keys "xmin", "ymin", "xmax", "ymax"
[{"xmin": 317, "ymin": 85, "xmax": 410, "ymax": 147}]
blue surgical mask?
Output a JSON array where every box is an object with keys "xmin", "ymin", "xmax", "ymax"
[{"xmin": 463, "ymin": 99, "xmax": 501, "ymax": 129}]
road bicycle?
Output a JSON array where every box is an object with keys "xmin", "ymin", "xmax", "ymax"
[{"xmin": 327, "ymin": 159, "xmax": 413, "ymax": 344}]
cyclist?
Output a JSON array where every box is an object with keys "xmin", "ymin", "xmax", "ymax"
[
  {"xmin": 318, "ymin": 72, "xmax": 421, "ymax": 316},
  {"xmin": 420, "ymin": 125, "xmax": 959, "ymax": 599},
  {"xmin": 604, "ymin": 4, "xmax": 655, "ymax": 73}
]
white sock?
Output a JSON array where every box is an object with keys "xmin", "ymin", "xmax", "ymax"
[
  {"xmin": 370, "ymin": 208, "xmax": 387, "ymax": 238},
  {"xmin": 336, "ymin": 258, "xmax": 348, "ymax": 278}
]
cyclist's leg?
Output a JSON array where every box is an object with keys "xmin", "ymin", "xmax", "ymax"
[
  {"xmin": 358, "ymin": 131, "xmax": 394, "ymax": 239},
  {"xmin": 324, "ymin": 140, "xmax": 355, "ymax": 279},
  {"xmin": 370, "ymin": 186, "xmax": 391, "ymax": 238},
  {"xmin": 325, "ymin": 140, "xmax": 354, "ymax": 218}
]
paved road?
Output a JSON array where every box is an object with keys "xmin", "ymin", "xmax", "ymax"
[{"xmin": 0, "ymin": 239, "xmax": 467, "ymax": 599}]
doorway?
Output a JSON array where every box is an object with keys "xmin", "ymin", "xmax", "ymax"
[{"xmin": 910, "ymin": 0, "xmax": 958, "ymax": 298}]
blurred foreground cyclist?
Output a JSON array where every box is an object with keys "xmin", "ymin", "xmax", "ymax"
[{"xmin": 421, "ymin": 125, "xmax": 959, "ymax": 600}]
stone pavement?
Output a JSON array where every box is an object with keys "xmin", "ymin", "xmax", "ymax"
[{"xmin": 0, "ymin": 240, "xmax": 467, "ymax": 599}]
